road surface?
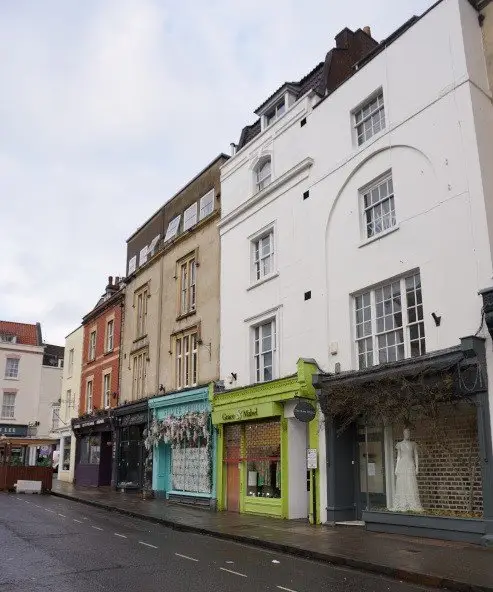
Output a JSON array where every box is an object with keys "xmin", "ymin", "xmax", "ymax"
[{"xmin": 0, "ymin": 493, "xmax": 437, "ymax": 592}]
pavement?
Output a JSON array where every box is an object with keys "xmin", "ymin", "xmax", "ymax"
[
  {"xmin": 1, "ymin": 492, "xmax": 445, "ymax": 592},
  {"xmin": 48, "ymin": 481, "xmax": 493, "ymax": 592}
]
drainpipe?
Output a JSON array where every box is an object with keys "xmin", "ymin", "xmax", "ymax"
[{"xmin": 155, "ymin": 254, "xmax": 164, "ymax": 393}]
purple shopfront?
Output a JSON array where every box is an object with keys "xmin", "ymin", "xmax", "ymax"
[{"xmin": 72, "ymin": 414, "xmax": 113, "ymax": 487}]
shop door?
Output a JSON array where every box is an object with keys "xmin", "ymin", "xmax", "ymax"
[
  {"xmin": 224, "ymin": 424, "xmax": 241, "ymax": 512},
  {"xmin": 356, "ymin": 425, "xmax": 386, "ymax": 517}
]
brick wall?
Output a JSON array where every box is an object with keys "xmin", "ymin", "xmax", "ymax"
[
  {"xmin": 79, "ymin": 295, "xmax": 123, "ymax": 414},
  {"xmin": 394, "ymin": 404, "xmax": 483, "ymax": 515}
]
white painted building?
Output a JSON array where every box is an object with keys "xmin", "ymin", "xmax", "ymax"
[
  {"xmin": 51, "ymin": 325, "xmax": 83, "ymax": 483},
  {"xmin": 219, "ymin": 0, "xmax": 493, "ymax": 535}
]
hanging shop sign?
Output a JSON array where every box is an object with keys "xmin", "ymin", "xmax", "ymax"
[{"xmin": 294, "ymin": 401, "xmax": 316, "ymax": 423}]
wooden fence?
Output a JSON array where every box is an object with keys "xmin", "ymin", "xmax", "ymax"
[{"xmin": 0, "ymin": 466, "xmax": 53, "ymax": 491}]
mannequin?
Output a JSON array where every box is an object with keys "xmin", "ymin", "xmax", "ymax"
[{"xmin": 391, "ymin": 428, "xmax": 423, "ymax": 512}]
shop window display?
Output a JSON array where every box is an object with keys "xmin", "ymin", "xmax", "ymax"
[
  {"xmin": 79, "ymin": 435, "xmax": 101, "ymax": 465},
  {"xmin": 358, "ymin": 404, "xmax": 483, "ymax": 518},
  {"xmin": 245, "ymin": 420, "xmax": 281, "ymax": 498},
  {"xmin": 62, "ymin": 439, "xmax": 71, "ymax": 471}
]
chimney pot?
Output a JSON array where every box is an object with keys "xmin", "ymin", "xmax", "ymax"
[
  {"xmin": 363, "ymin": 26, "xmax": 371, "ymax": 37},
  {"xmin": 230, "ymin": 142, "xmax": 237, "ymax": 156},
  {"xmin": 108, "ymin": 276, "xmax": 113, "ymax": 286},
  {"xmin": 115, "ymin": 276, "xmax": 120, "ymax": 285}
]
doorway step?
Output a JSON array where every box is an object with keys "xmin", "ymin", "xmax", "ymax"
[{"xmin": 335, "ymin": 520, "xmax": 365, "ymax": 527}]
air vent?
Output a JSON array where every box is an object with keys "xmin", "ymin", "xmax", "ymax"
[{"xmin": 303, "ymin": 190, "xmax": 310, "ymax": 200}]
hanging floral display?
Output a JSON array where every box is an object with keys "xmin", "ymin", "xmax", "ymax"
[{"xmin": 144, "ymin": 410, "xmax": 210, "ymax": 450}]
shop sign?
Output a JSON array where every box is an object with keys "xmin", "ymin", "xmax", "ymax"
[
  {"xmin": 0, "ymin": 424, "xmax": 28, "ymax": 437},
  {"xmin": 221, "ymin": 407, "xmax": 258, "ymax": 422},
  {"xmin": 294, "ymin": 401, "xmax": 316, "ymax": 423}
]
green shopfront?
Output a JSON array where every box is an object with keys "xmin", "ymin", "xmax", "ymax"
[{"xmin": 211, "ymin": 359, "xmax": 321, "ymax": 522}]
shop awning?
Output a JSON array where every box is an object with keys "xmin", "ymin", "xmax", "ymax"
[
  {"xmin": 0, "ymin": 438, "xmax": 58, "ymax": 447},
  {"xmin": 314, "ymin": 347, "xmax": 465, "ymax": 391}
]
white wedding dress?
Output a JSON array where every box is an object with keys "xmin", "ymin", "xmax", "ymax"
[{"xmin": 391, "ymin": 440, "xmax": 423, "ymax": 512}]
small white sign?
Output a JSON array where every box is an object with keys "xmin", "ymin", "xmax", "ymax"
[
  {"xmin": 307, "ymin": 448, "xmax": 318, "ymax": 469},
  {"xmin": 367, "ymin": 462, "xmax": 376, "ymax": 477}
]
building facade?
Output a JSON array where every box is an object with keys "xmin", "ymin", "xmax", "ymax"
[
  {"xmin": 118, "ymin": 154, "xmax": 227, "ymax": 501},
  {"xmin": 217, "ymin": 27, "xmax": 379, "ymax": 522},
  {"xmin": 219, "ymin": 0, "xmax": 493, "ymax": 542},
  {"xmin": 52, "ymin": 325, "xmax": 83, "ymax": 482},
  {"xmin": 73, "ymin": 277, "xmax": 124, "ymax": 487}
]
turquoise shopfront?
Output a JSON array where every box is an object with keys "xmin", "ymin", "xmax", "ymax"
[{"xmin": 147, "ymin": 386, "xmax": 216, "ymax": 508}]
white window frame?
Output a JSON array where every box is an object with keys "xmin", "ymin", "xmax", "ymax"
[
  {"xmin": 106, "ymin": 319, "xmax": 114, "ymax": 352},
  {"xmin": 136, "ymin": 287, "xmax": 148, "ymax": 338},
  {"xmin": 199, "ymin": 189, "xmax": 214, "ymax": 220},
  {"xmin": 250, "ymin": 226, "xmax": 275, "ymax": 284},
  {"xmin": 139, "ymin": 245, "xmax": 148, "ymax": 267},
  {"xmin": 251, "ymin": 318, "xmax": 277, "ymax": 383},
  {"xmin": 52, "ymin": 406, "xmax": 60, "ymax": 430},
  {"xmin": 354, "ymin": 272, "xmax": 425, "ymax": 370},
  {"xmin": 128, "ymin": 255, "xmax": 137, "ymax": 275},
  {"xmin": 254, "ymin": 157, "xmax": 272, "ymax": 193},
  {"xmin": 103, "ymin": 372, "xmax": 111, "ymax": 409},
  {"xmin": 264, "ymin": 98, "xmax": 286, "ymax": 127},
  {"xmin": 132, "ymin": 351, "xmax": 147, "ymax": 399},
  {"xmin": 179, "ymin": 256, "xmax": 196, "ymax": 316},
  {"xmin": 88, "ymin": 331, "xmax": 96, "ymax": 361},
  {"xmin": 86, "ymin": 380, "xmax": 93, "ymax": 413},
  {"xmin": 175, "ymin": 330, "xmax": 198, "ymax": 389},
  {"xmin": 353, "ymin": 89, "xmax": 385, "ymax": 146},
  {"xmin": 164, "ymin": 215, "xmax": 181, "ymax": 242},
  {"xmin": 360, "ymin": 172, "xmax": 396, "ymax": 240},
  {"xmin": 68, "ymin": 349, "xmax": 74, "ymax": 376},
  {"xmin": 1, "ymin": 392, "xmax": 16, "ymax": 419},
  {"xmin": 5, "ymin": 358, "xmax": 19, "ymax": 379},
  {"xmin": 183, "ymin": 202, "xmax": 198, "ymax": 231}
]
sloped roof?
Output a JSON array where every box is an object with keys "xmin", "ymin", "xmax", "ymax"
[{"xmin": 0, "ymin": 321, "xmax": 42, "ymax": 346}]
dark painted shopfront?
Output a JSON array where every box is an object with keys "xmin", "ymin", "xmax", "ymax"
[
  {"xmin": 72, "ymin": 414, "xmax": 113, "ymax": 487},
  {"xmin": 314, "ymin": 336, "xmax": 493, "ymax": 546},
  {"xmin": 113, "ymin": 401, "xmax": 149, "ymax": 491}
]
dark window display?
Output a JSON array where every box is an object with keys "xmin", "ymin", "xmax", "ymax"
[
  {"xmin": 245, "ymin": 420, "xmax": 281, "ymax": 498},
  {"xmin": 62, "ymin": 439, "xmax": 71, "ymax": 470},
  {"xmin": 79, "ymin": 435, "xmax": 101, "ymax": 465}
]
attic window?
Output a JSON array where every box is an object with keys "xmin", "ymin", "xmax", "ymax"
[
  {"xmin": 199, "ymin": 190, "xmax": 214, "ymax": 220},
  {"xmin": 164, "ymin": 215, "xmax": 181, "ymax": 242},
  {"xmin": 183, "ymin": 203, "xmax": 198, "ymax": 231},
  {"xmin": 128, "ymin": 256, "xmax": 137, "ymax": 275},
  {"xmin": 0, "ymin": 334, "xmax": 16, "ymax": 344},
  {"xmin": 265, "ymin": 99, "xmax": 285, "ymax": 127}
]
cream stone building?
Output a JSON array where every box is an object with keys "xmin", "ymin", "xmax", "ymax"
[{"xmin": 114, "ymin": 154, "xmax": 227, "ymax": 496}]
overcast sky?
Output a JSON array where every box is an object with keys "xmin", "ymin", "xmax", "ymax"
[{"xmin": 1, "ymin": 0, "xmax": 435, "ymax": 345}]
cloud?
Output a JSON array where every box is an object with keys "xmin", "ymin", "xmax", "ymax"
[{"xmin": 0, "ymin": 0, "xmax": 435, "ymax": 344}]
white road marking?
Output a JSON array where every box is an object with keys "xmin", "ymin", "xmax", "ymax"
[
  {"xmin": 277, "ymin": 587, "xmax": 299, "ymax": 592},
  {"xmin": 24, "ymin": 500, "xmax": 31, "ymax": 504},
  {"xmin": 45, "ymin": 509, "xmax": 55, "ymax": 513},
  {"xmin": 91, "ymin": 526, "xmax": 103, "ymax": 531},
  {"xmin": 219, "ymin": 567, "xmax": 247, "ymax": 578},
  {"xmin": 73, "ymin": 519, "xmax": 83, "ymax": 523},
  {"xmin": 272, "ymin": 559, "xmax": 280, "ymax": 564},
  {"xmin": 139, "ymin": 541, "xmax": 158, "ymax": 549},
  {"xmin": 58, "ymin": 514, "xmax": 66, "ymax": 518},
  {"xmin": 175, "ymin": 553, "xmax": 198, "ymax": 562},
  {"xmin": 16, "ymin": 497, "xmax": 21, "ymax": 500},
  {"xmin": 114, "ymin": 533, "xmax": 127, "ymax": 538}
]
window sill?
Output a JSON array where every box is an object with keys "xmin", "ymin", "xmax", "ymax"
[
  {"xmin": 104, "ymin": 349, "xmax": 114, "ymax": 356},
  {"xmin": 358, "ymin": 225, "xmax": 399, "ymax": 248},
  {"xmin": 3, "ymin": 377, "xmax": 19, "ymax": 381},
  {"xmin": 247, "ymin": 272, "xmax": 279, "ymax": 291},
  {"xmin": 176, "ymin": 309, "xmax": 197, "ymax": 322},
  {"xmin": 133, "ymin": 334, "xmax": 148, "ymax": 344}
]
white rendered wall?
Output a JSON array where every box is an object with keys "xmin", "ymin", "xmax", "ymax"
[
  {"xmin": 285, "ymin": 401, "xmax": 309, "ymax": 518},
  {"xmin": 219, "ymin": 0, "xmax": 493, "ymax": 522}
]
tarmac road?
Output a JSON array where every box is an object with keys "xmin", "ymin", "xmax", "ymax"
[{"xmin": 0, "ymin": 493, "xmax": 439, "ymax": 592}]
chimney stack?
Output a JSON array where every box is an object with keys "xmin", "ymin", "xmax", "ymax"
[
  {"xmin": 107, "ymin": 276, "xmax": 113, "ymax": 287},
  {"xmin": 362, "ymin": 26, "xmax": 372, "ymax": 37},
  {"xmin": 230, "ymin": 142, "xmax": 237, "ymax": 156},
  {"xmin": 115, "ymin": 276, "xmax": 120, "ymax": 285}
]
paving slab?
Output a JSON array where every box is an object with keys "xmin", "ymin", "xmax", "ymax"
[{"xmin": 50, "ymin": 481, "xmax": 493, "ymax": 592}]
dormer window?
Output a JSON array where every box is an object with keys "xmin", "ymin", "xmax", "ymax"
[
  {"xmin": 255, "ymin": 158, "xmax": 272, "ymax": 193},
  {"xmin": 0, "ymin": 334, "xmax": 16, "ymax": 344},
  {"xmin": 265, "ymin": 99, "xmax": 285, "ymax": 127}
]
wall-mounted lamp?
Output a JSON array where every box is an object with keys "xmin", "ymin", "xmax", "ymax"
[{"xmin": 431, "ymin": 312, "xmax": 441, "ymax": 327}]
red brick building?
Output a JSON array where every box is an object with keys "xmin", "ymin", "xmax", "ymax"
[{"xmin": 72, "ymin": 276, "xmax": 124, "ymax": 487}]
